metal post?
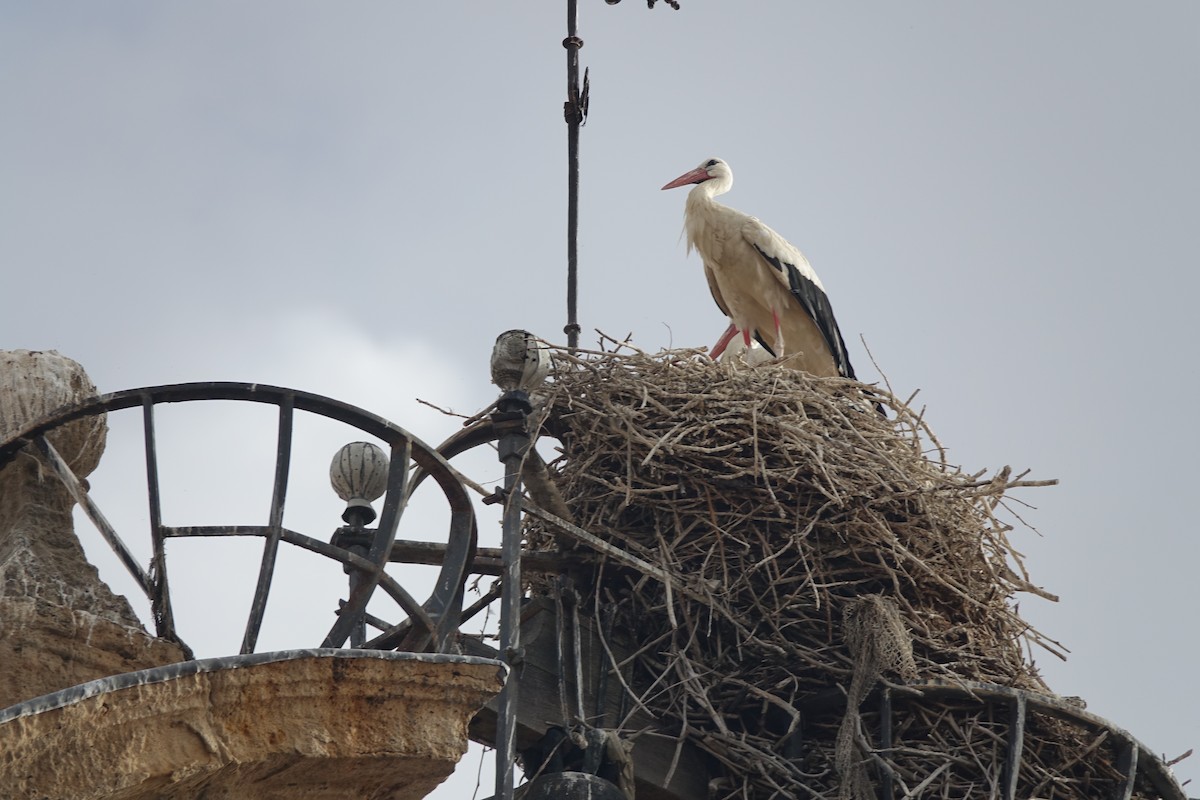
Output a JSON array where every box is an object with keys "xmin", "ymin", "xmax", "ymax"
[
  {"xmin": 330, "ymin": 519, "xmax": 375, "ymax": 648},
  {"xmin": 563, "ymin": 0, "xmax": 585, "ymax": 351},
  {"xmin": 493, "ymin": 389, "xmax": 533, "ymax": 800},
  {"xmin": 345, "ymin": 540, "xmax": 370, "ymax": 648}
]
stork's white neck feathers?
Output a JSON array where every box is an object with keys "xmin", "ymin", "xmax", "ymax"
[{"xmin": 683, "ymin": 171, "xmax": 737, "ymax": 257}]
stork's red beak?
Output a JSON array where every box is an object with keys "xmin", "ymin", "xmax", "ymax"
[{"xmin": 661, "ymin": 166, "xmax": 711, "ymax": 190}]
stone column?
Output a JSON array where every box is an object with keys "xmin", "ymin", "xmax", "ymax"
[{"xmin": 0, "ymin": 350, "xmax": 185, "ymax": 709}]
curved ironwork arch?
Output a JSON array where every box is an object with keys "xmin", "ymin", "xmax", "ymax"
[{"xmin": 0, "ymin": 382, "xmax": 478, "ymax": 656}]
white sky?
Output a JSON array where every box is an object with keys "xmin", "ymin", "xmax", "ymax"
[{"xmin": 2, "ymin": 1, "xmax": 1198, "ymax": 795}]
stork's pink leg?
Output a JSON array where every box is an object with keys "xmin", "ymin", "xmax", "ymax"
[
  {"xmin": 742, "ymin": 328, "xmax": 752, "ymax": 347},
  {"xmin": 709, "ymin": 323, "xmax": 739, "ymax": 359},
  {"xmin": 772, "ymin": 310, "xmax": 785, "ymax": 356}
]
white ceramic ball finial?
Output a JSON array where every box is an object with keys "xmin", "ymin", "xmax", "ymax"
[
  {"xmin": 490, "ymin": 330, "xmax": 550, "ymax": 393},
  {"xmin": 329, "ymin": 441, "xmax": 389, "ymax": 525}
]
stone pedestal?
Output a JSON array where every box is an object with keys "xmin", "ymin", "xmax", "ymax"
[
  {"xmin": 0, "ymin": 350, "xmax": 187, "ymax": 707},
  {"xmin": 0, "ymin": 598, "xmax": 187, "ymax": 711},
  {"xmin": 0, "ymin": 649, "xmax": 506, "ymax": 799}
]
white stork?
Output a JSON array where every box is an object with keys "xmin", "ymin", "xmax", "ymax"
[{"xmin": 662, "ymin": 157, "xmax": 857, "ymax": 380}]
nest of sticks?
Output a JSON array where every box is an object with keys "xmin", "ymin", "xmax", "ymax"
[{"xmin": 519, "ymin": 343, "xmax": 1164, "ymax": 799}]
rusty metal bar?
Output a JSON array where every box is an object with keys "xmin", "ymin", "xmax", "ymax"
[
  {"xmin": 241, "ymin": 395, "xmax": 294, "ymax": 654},
  {"xmin": 141, "ymin": 394, "xmax": 180, "ymax": 645},
  {"xmin": 34, "ymin": 434, "xmax": 153, "ymax": 597}
]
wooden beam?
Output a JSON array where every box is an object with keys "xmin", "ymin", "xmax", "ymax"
[{"xmin": 466, "ymin": 598, "xmax": 711, "ymax": 800}]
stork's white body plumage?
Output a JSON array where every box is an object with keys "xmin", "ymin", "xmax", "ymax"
[{"xmin": 663, "ymin": 158, "xmax": 856, "ymax": 380}]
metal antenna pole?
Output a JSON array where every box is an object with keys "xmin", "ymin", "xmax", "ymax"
[{"xmin": 563, "ymin": 0, "xmax": 586, "ymax": 351}]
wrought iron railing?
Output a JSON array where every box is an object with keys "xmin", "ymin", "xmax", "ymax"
[{"xmin": 0, "ymin": 382, "xmax": 478, "ymax": 659}]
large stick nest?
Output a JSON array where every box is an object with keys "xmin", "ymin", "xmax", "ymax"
[{"xmin": 520, "ymin": 345, "xmax": 1168, "ymax": 799}]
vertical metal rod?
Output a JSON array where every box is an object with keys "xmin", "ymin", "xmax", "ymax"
[
  {"xmin": 427, "ymin": 507, "xmax": 477, "ymax": 653},
  {"xmin": 555, "ymin": 580, "xmax": 572, "ymax": 724},
  {"xmin": 496, "ymin": 460, "xmax": 525, "ymax": 799},
  {"xmin": 241, "ymin": 395, "xmax": 294, "ymax": 655},
  {"xmin": 564, "ymin": 0, "xmax": 583, "ymax": 351},
  {"xmin": 1001, "ymin": 694, "xmax": 1027, "ymax": 800},
  {"xmin": 347, "ymin": 545, "xmax": 368, "ymax": 648},
  {"xmin": 569, "ymin": 591, "xmax": 585, "ymax": 723},
  {"xmin": 141, "ymin": 396, "xmax": 178, "ymax": 644},
  {"xmin": 494, "ymin": 392, "xmax": 532, "ymax": 800}
]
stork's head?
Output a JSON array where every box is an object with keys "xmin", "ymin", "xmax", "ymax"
[{"xmin": 661, "ymin": 157, "xmax": 733, "ymax": 192}]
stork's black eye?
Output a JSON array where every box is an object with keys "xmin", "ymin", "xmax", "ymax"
[{"xmin": 706, "ymin": 159, "xmax": 719, "ymax": 168}]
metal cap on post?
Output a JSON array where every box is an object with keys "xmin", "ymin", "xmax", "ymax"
[{"xmin": 489, "ymin": 330, "xmax": 549, "ymax": 800}]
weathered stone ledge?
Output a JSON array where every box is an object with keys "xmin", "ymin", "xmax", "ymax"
[{"xmin": 0, "ymin": 649, "xmax": 507, "ymax": 800}]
